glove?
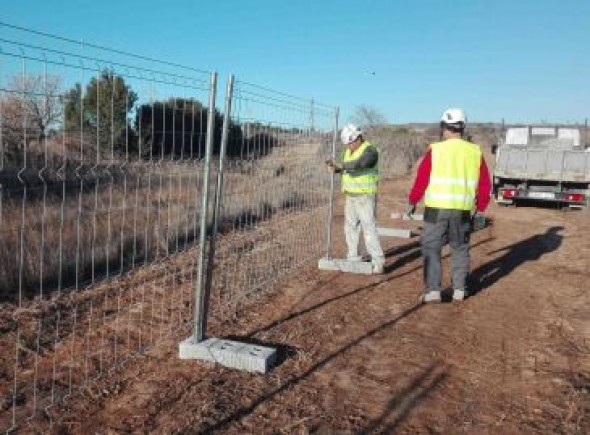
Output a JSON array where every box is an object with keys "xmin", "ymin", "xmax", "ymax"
[
  {"xmin": 471, "ymin": 211, "xmax": 486, "ymax": 230},
  {"xmin": 404, "ymin": 202, "xmax": 416, "ymax": 219},
  {"xmin": 325, "ymin": 159, "xmax": 343, "ymax": 172}
]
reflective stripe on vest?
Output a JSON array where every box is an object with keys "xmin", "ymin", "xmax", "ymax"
[
  {"xmin": 341, "ymin": 141, "xmax": 379, "ymax": 194},
  {"xmin": 424, "ymin": 138, "xmax": 481, "ymax": 210}
]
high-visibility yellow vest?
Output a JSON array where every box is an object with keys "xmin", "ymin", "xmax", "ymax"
[
  {"xmin": 341, "ymin": 141, "xmax": 379, "ymax": 194},
  {"xmin": 424, "ymin": 138, "xmax": 482, "ymax": 210}
]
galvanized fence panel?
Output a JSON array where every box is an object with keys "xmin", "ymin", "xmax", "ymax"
[
  {"xmin": 0, "ymin": 23, "xmax": 216, "ymax": 431},
  {"xmin": 205, "ymin": 79, "xmax": 337, "ymax": 325}
]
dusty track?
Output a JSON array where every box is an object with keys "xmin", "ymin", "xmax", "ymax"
[{"xmin": 12, "ymin": 176, "xmax": 590, "ymax": 434}]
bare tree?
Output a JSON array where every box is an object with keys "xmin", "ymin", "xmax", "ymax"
[
  {"xmin": 1, "ymin": 96, "xmax": 21, "ymax": 149},
  {"xmin": 350, "ymin": 104, "xmax": 387, "ymax": 128},
  {"xmin": 1, "ymin": 74, "xmax": 63, "ymax": 149},
  {"xmin": 345, "ymin": 105, "xmax": 424, "ymax": 177}
]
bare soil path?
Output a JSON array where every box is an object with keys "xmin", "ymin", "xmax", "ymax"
[{"xmin": 19, "ymin": 177, "xmax": 590, "ymax": 434}]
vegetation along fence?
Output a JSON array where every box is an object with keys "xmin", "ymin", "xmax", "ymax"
[
  {"xmin": 0, "ymin": 21, "xmax": 428, "ymax": 431},
  {"xmin": 0, "ymin": 22, "xmax": 339, "ymax": 431}
]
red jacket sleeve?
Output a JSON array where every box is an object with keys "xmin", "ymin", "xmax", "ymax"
[
  {"xmin": 408, "ymin": 149, "xmax": 431, "ymax": 204},
  {"xmin": 476, "ymin": 157, "xmax": 492, "ymax": 212}
]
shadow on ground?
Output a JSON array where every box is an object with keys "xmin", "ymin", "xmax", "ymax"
[
  {"xmin": 470, "ymin": 225, "xmax": 564, "ymax": 295},
  {"xmin": 361, "ymin": 362, "xmax": 449, "ymax": 433},
  {"xmin": 205, "ymin": 304, "xmax": 423, "ymax": 432}
]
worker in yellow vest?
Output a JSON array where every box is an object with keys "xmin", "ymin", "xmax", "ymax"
[
  {"xmin": 406, "ymin": 108, "xmax": 491, "ymax": 302},
  {"xmin": 326, "ymin": 123, "xmax": 385, "ymax": 274}
]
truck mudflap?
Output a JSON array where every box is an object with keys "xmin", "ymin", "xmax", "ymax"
[{"xmin": 498, "ymin": 187, "xmax": 587, "ymax": 206}]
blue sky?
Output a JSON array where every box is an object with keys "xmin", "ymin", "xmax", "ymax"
[{"xmin": 2, "ymin": 0, "xmax": 589, "ymax": 124}]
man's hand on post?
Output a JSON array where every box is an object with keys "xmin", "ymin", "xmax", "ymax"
[
  {"xmin": 404, "ymin": 202, "xmax": 416, "ymax": 219},
  {"xmin": 325, "ymin": 159, "xmax": 343, "ymax": 173}
]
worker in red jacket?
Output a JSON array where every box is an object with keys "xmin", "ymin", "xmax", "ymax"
[{"xmin": 406, "ymin": 108, "xmax": 491, "ymax": 303}]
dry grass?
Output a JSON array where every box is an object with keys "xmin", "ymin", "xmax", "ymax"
[
  {"xmin": 0, "ymin": 125, "xmax": 428, "ymax": 307},
  {"xmin": 0, "ymin": 161, "xmax": 206, "ymax": 302},
  {"xmin": 0, "ymin": 136, "xmax": 333, "ymax": 304}
]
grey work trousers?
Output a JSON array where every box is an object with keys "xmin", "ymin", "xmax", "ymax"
[
  {"xmin": 421, "ymin": 208, "xmax": 472, "ymax": 292},
  {"xmin": 344, "ymin": 193, "xmax": 384, "ymax": 268}
]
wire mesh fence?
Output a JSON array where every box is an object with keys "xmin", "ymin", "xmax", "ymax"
[
  {"xmin": 0, "ymin": 18, "xmax": 434, "ymax": 432},
  {"xmin": 0, "ymin": 22, "xmax": 340, "ymax": 431},
  {"xmin": 205, "ymin": 79, "xmax": 337, "ymax": 325},
  {"xmin": 0, "ymin": 22, "xmax": 216, "ymax": 430}
]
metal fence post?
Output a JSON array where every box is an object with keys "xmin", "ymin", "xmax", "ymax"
[
  {"xmin": 193, "ymin": 71, "xmax": 217, "ymax": 342},
  {"xmin": 203, "ymin": 74, "xmax": 234, "ymax": 335},
  {"xmin": 324, "ymin": 107, "xmax": 339, "ymax": 259},
  {"xmin": 310, "ymin": 98, "xmax": 315, "ymax": 132},
  {"xmin": 211, "ymin": 74, "xmax": 234, "ymax": 246}
]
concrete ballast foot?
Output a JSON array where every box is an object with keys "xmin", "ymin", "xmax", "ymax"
[
  {"xmin": 318, "ymin": 257, "xmax": 374, "ymax": 274},
  {"xmin": 377, "ymin": 227, "xmax": 413, "ymax": 238},
  {"xmin": 179, "ymin": 336, "xmax": 277, "ymax": 374},
  {"xmin": 390, "ymin": 212, "xmax": 424, "ymax": 221}
]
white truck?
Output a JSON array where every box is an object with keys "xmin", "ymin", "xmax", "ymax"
[{"xmin": 493, "ymin": 125, "xmax": 590, "ymax": 208}]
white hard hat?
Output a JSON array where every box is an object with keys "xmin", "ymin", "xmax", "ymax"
[
  {"xmin": 341, "ymin": 123, "xmax": 362, "ymax": 144},
  {"xmin": 440, "ymin": 108, "xmax": 467, "ymax": 126}
]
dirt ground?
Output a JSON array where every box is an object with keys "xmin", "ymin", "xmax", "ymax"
[
  {"xmin": 23, "ymin": 172, "xmax": 584, "ymax": 435},
  {"xmin": 2, "ymin": 171, "xmax": 589, "ymax": 434}
]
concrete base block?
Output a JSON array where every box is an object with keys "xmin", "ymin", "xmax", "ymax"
[
  {"xmin": 179, "ymin": 336, "xmax": 276, "ymax": 374},
  {"xmin": 377, "ymin": 227, "xmax": 413, "ymax": 238},
  {"xmin": 390, "ymin": 212, "xmax": 424, "ymax": 221},
  {"xmin": 318, "ymin": 257, "xmax": 374, "ymax": 274}
]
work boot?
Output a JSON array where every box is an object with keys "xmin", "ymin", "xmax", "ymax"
[
  {"xmin": 452, "ymin": 289, "xmax": 467, "ymax": 301},
  {"xmin": 421, "ymin": 291, "xmax": 441, "ymax": 303}
]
